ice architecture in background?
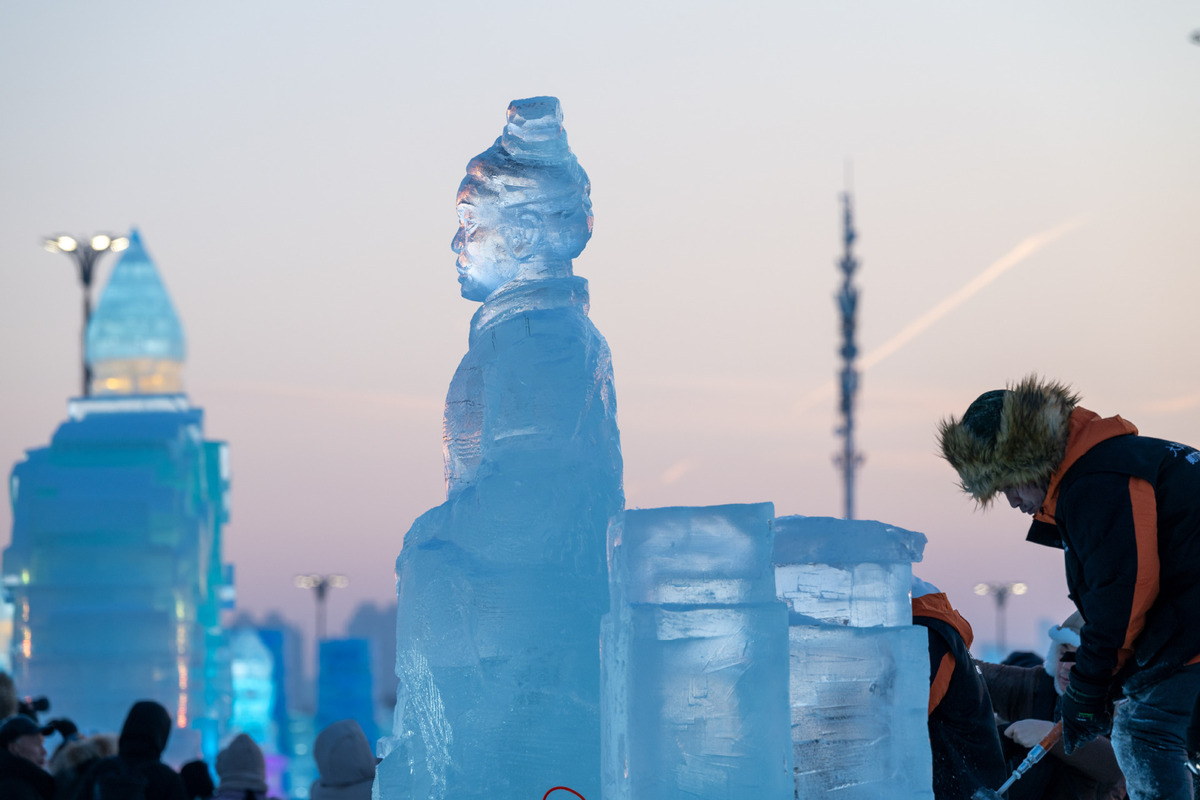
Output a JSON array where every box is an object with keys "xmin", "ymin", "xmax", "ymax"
[
  {"xmin": 4, "ymin": 232, "xmax": 232, "ymax": 762},
  {"xmin": 378, "ymin": 97, "xmax": 623, "ymax": 800},
  {"xmin": 775, "ymin": 516, "xmax": 933, "ymax": 799},
  {"xmin": 602, "ymin": 504, "xmax": 792, "ymax": 800}
]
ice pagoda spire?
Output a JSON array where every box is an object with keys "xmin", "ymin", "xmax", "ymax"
[{"xmin": 84, "ymin": 228, "xmax": 187, "ymax": 396}]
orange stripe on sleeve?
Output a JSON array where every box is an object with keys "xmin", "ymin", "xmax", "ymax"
[
  {"xmin": 929, "ymin": 652, "xmax": 955, "ymax": 715},
  {"xmin": 1117, "ymin": 476, "xmax": 1160, "ymax": 673}
]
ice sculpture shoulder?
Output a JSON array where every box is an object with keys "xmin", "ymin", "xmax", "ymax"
[{"xmin": 382, "ymin": 97, "xmax": 623, "ymax": 800}]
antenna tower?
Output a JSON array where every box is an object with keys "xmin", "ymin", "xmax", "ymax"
[{"xmin": 834, "ymin": 188, "xmax": 864, "ymax": 519}]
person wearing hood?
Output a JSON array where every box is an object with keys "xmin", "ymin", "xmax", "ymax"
[
  {"xmin": 0, "ymin": 714, "xmax": 56, "ymax": 800},
  {"xmin": 980, "ymin": 611, "xmax": 1127, "ymax": 799},
  {"xmin": 911, "ymin": 577, "xmax": 1008, "ymax": 799},
  {"xmin": 70, "ymin": 700, "xmax": 186, "ymax": 800},
  {"xmin": 310, "ymin": 719, "xmax": 375, "ymax": 800},
  {"xmin": 940, "ymin": 375, "xmax": 1200, "ymax": 800},
  {"xmin": 213, "ymin": 733, "xmax": 274, "ymax": 800}
]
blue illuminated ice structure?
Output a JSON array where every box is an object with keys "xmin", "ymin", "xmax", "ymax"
[
  {"xmin": 3, "ymin": 232, "xmax": 232, "ymax": 760},
  {"xmin": 379, "ymin": 97, "xmax": 622, "ymax": 800},
  {"xmin": 775, "ymin": 516, "xmax": 933, "ymax": 799},
  {"xmin": 601, "ymin": 503, "xmax": 793, "ymax": 800},
  {"xmin": 86, "ymin": 228, "xmax": 187, "ymax": 396}
]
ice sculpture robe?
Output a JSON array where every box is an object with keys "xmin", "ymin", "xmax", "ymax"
[{"xmin": 392, "ymin": 275, "xmax": 622, "ymax": 799}]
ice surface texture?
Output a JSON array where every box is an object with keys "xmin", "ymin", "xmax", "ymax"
[
  {"xmin": 775, "ymin": 516, "xmax": 933, "ymax": 800},
  {"xmin": 602, "ymin": 504, "xmax": 793, "ymax": 800},
  {"xmin": 382, "ymin": 97, "xmax": 622, "ymax": 800}
]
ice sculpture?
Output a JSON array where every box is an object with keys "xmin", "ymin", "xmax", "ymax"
[
  {"xmin": 601, "ymin": 504, "xmax": 792, "ymax": 800},
  {"xmin": 775, "ymin": 516, "xmax": 933, "ymax": 799},
  {"xmin": 4, "ymin": 233, "xmax": 230, "ymax": 762},
  {"xmin": 378, "ymin": 97, "xmax": 623, "ymax": 800}
]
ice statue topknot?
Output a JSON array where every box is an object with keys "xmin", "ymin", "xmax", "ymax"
[
  {"xmin": 500, "ymin": 96, "xmax": 572, "ymax": 163},
  {"xmin": 454, "ymin": 97, "xmax": 593, "ymax": 301}
]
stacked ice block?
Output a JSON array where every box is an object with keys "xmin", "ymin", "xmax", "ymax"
[
  {"xmin": 775, "ymin": 515, "xmax": 933, "ymax": 800},
  {"xmin": 602, "ymin": 503, "xmax": 793, "ymax": 800}
]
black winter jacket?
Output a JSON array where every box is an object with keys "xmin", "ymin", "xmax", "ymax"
[
  {"xmin": 914, "ymin": 592, "xmax": 1008, "ymax": 800},
  {"xmin": 70, "ymin": 701, "xmax": 187, "ymax": 800},
  {"xmin": 1027, "ymin": 409, "xmax": 1200, "ymax": 695},
  {"xmin": 0, "ymin": 748, "xmax": 56, "ymax": 800}
]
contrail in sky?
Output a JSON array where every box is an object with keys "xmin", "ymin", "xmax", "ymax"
[{"xmin": 793, "ymin": 216, "xmax": 1087, "ymax": 416}]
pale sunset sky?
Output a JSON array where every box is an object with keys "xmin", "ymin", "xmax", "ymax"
[{"xmin": 2, "ymin": 2, "xmax": 1198, "ymax": 657}]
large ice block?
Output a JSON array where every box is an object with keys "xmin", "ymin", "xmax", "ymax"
[
  {"xmin": 788, "ymin": 623, "xmax": 933, "ymax": 798},
  {"xmin": 603, "ymin": 504, "xmax": 793, "ymax": 800},
  {"xmin": 774, "ymin": 515, "xmax": 926, "ymax": 627},
  {"xmin": 775, "ymin": 516, "xmax": 932, "ymax": 800}
]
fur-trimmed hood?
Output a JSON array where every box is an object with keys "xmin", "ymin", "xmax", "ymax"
[{"xmin": 938, "ymin": 374, "xmax": 1079, "ymax": 504}]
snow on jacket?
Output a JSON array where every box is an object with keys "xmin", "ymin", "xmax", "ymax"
[
  {"xmin": 1025, "ymin": 407, "xmax": 1200, "ymax": 695},
  {"xmin": 310, "ymin": 720, "xmax": 375, "ymax": 800},
  {"xmin": 913, "ymin": 592, "xmax": 1007, "ymax": 800}
]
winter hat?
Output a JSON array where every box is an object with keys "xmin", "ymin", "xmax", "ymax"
[
  {"xmin": 0, "ymin": 714, "xmax": 54, "ymax": 747},
  {"xmin": 181, "ymin": 759, "xmax": 216, "ymax": 799},
  {"xmin": 310, "ymin": 719, "xmax": 376, "ymax": 800},
  {"xmin": 938, "ymin": 374, "xmax": 1079, "ymax": 505},
  {"xmin": 216, "ymin": 733, "xmax": 267, "ymax": 793},
  {"xmin": 1045, "ymin": 610, "xmax": 1084, "ymax": 682}
]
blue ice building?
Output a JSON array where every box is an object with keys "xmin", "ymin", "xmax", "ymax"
[{"xmin": 3, "ymin": 230, "xmax": 233, "ymax": 759}]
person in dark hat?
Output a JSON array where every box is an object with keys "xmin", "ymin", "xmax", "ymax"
[
  {"xmin": 0, "ymin": 714, "xmax": 56, "ymax": 800},
  {"xmin": 939, "ymin": 374, "xmax": 1200, "ymax": 800},
  {"xmin": 69, "ymin": 700, "xmax": 187, "ymax": 800}
]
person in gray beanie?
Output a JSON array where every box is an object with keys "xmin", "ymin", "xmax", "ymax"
[
  {"xmin": 214, "ymin": 734, "xmax": 269, "ymax": 800},
  {"xmin": 310, "ymin": 720, "xmax": 375, "ymax": 800}
]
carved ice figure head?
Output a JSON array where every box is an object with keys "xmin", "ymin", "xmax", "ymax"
[{"xmin": 453, "ymin": 96, "xmax": 593, "ymax": 301}]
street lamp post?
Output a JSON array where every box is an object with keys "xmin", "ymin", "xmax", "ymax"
[
  {"xmin": 973, "ymin": 581, "xmax": 1028, "ymax": 655},
  {"xmin": 294, "ymin": 573, "xmax": 349, "ymax": 642},
  {"xmin": 43, "ymin": 233, "xmax": 129, "ymax": 397}
]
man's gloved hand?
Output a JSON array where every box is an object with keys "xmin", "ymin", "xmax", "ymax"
[{"xmin": 1061, "ymin": 673, "xmax": 1112, "ymax": 755}]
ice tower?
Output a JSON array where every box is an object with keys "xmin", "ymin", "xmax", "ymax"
[
  {"xmin": 3, "ymin": 231, "xmax": 232, "ymax": 759},
  {"xmin": 378, "ymin": 97, "xmax": 623, "ymax": 800}
]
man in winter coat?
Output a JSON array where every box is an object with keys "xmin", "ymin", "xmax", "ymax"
[
  {"xmin": 939, "ymin": 374, "xmax": 1200, "ymax": 800},
  {"xmin": 0, "ymin": 714, "xmax": 56, "ymax": 800},
  {"xmin": 911, "ymin": 577, "xmax": 1008, "ymax": 799},
  {"xmin": 311, "ymin": 719, "xmax": 375, "ymax": 800},
  {"xmin": 71, "ymin": 700, "xmax": 187, "ymax": 800},
  {"xmin": 980, "ymin": 611, "xmax": 1126, "ymax": 799}
]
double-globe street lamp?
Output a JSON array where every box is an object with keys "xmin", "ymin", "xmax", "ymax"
[
  {"xmin": 295, "ymin": 573, "xmax": 349, "ymax": 643},
  {"xmin": 973, "ymin": 580, "xmax": 1028, "ymax": 656},
  {"xmin": 43, "ymin": 233, "xmax": 129, "ymax": 397}
]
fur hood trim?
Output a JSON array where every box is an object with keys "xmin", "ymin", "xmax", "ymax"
[{"xmin": 938, "ymin": 374, "xmax": 1079, "ymax": 504}]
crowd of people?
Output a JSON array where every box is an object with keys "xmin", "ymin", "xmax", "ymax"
[{"xmin": 0, "ymin": 673, "xmax": 376, "ymax": 800}]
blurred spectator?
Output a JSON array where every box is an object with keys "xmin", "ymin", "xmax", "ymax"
[
  {"xmin": 310, "ymin": 719, "xmax": 375, "ymax": 800},
  {"xmin": 70, "ymin": 700, "xmax": 186, "ymax": 800},
  {"xmin": 0, "ymin": 673, "xmax": 18, "ymax": 718},
  {"xmin": 0, "ymin": 714, "xmax": 56, "ymax": 799},
  {"xmin": 980, "ymin": 611, "xmax": 1126, "ymax": 800},
  {"xmin": 180, "ymin": 760, "xmax": 214, "ymax": 800},
  {"xmin": 49, "ymin": 734, "xmax": 116, "ymax": 800},
  {"xmin": 214, "ymin": 733, "xmax": 272, "ymax": 800}
]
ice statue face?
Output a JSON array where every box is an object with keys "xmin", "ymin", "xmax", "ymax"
[
  {"xmin": 452, "ymin": 176, "xmax": 525, "ymax": 302},
  {"xmin": 1055, "ymin": 645, "xmax": 1076, "ymax": 695}
]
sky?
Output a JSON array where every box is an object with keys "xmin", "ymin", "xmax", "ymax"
[{"xmin": 2, "ymin": 2, "xmax": 1198, "ymax": 662}]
